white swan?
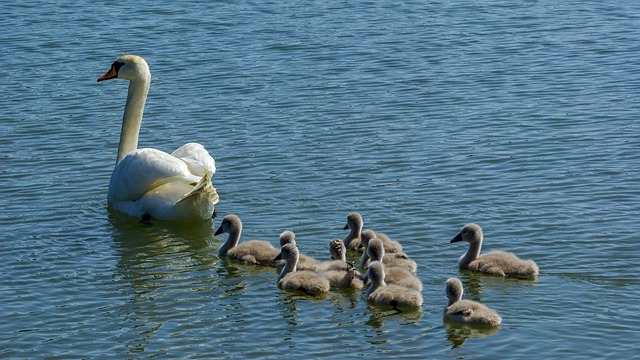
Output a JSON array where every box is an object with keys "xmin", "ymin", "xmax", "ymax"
[
  {"xmin": 98, "ymin": 54, "xmax": 219, "ymax": 221},
  {"xmin": 365, "ymin": 261, "xmax": 423, "ymax": 308},
  {"xmin": 450, "ymin": 223, "xmax": 539, "ymax": 278},
  {"xmin": 214, "ymin": 214, "xmax": 279, "ymax": 265},
  {"xmin": 444, "ymin": 277, "xmax": 502, "ymax": 326},
  {"xmin": 275, "ymin": 243, "xmax": 330, "ymax": 294}
]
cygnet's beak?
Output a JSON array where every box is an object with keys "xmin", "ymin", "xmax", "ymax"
[{"xmin": 450, "ymin": 233, "xmax": 463, "ymax": 243}]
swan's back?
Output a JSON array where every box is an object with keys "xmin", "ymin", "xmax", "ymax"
[
  {"xmin": 444, "ymin": 277, "xmax": 502, "ymax": 326},
  {"xmin": 228, "ymin": 240, "xmax": 280, "ymax": 266},
  {"xmin": 321, "ymin": 264, "xmax": 364, "ymax": 290},
  {"xmin": 279, "ymin": 271, "xmax": 331, "ymax": 294},
  {"xmin": 381, "ymin": 266, "xmax": 423, "ymax": 292},
  {"xmin": 469, "ymin": 251, "xmax": 539, "ymax": 278},
  {"xmin": 367, "ymin": 238, "xmax": 417, "ymax": 273},
  {"xmin": 362, "ymin": 229, "xmax": 403, "ymax": 253}
]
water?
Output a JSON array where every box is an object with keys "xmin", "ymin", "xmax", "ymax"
[{"xmin": 1, "ymin": 0, "xmax": 639, "ymax": 358}]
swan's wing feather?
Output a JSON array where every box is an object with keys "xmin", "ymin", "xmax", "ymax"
[
  {"xmin": 171, "ymin": 142, "xmax": 216, "ymax": 176},
  {"xmin": 109, "ymin": 148, "xmax": 192, "ymax": 202}
]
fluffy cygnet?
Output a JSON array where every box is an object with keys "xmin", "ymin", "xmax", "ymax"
[
  {"xmin": 321, "ymin": 262, "xmax": 364, "ymax": 290},
  {"xmin": 366, "ymin": 238, "xmax": 417, "ymax": 273},
  {"xmin": 444, "ymin": 277, "xmax": 502, "ymax": 326},
  {"xmin": 215, "ymin": 214, "xmax": 279, "ymax": 265},
  {"xmin": 365, "ymin": 261, "xmax": 423, "ymax": 308},
  {"xmin": 275, "ymin": 243, "xmax": 330, "ymax": 294},
  {"xmin": 359, "ymin": 229, "xmax": 404, "ymax": 268},
  {"xmin": 316, "ymin": 238, "xmax": 352, "ymax": 272},
  {"xmin": 276, "ymin": 230, "xmax": 320, "ymax": 271},
  {"xmin": 450, "ymin": 223, "xmax": 539, "ymax": 278},
  {"xmin": 343, "ymin": 212, "xmax": 364, "ymax": 252}
]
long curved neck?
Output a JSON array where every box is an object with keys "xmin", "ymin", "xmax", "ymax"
[
  {"xmin": 459, "ymin": 238, "xmax": 483, "ymax": 269},
  {"xmin": 278, "ymin": 255, "xmax": 298, "ymax": 281},
  {"xmin": 218, "ymin": 226, "xmax": 242, "ymax": 257},
  {"xmin": 344, "ymin": 226, "xmax": 361, "ymax": 246},
  {"xmin": 116, "ymin": 77, "xmax": 150, "ymax": 163}
]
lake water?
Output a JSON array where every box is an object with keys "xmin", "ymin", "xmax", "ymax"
[{"xmin": 2, "ymin": 0, "xmax": 639, "ymax": 358}]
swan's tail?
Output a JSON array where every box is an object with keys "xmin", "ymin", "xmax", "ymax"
[{"xmin": 176, "ymin": 171, "xmax": 219, "ymax": 217}]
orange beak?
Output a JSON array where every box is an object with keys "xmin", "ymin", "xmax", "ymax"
[{"xmin": 97, "ymin": 65, "xmax": 118, "ymax": 82}]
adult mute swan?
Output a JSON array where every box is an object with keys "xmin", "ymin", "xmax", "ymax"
[
  {"xmin": 98, "ymin": 54, "xmax": 219, "ymax": 221},
  {"xmin": 450, "ymin": 223, "xmax": 539, "ymax": 278}
]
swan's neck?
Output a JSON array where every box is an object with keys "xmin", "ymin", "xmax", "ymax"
[
  {"xmin": 116, "ymin": 77, "xmax": 150, "ymax": 163},
  {"xmin": 366, "ymin": 274, "xmax": 386, "ymax": 297},
  {"xmin": 218, "ymin": 227, "xmax": 242, "ymax": 257},
  {"xmin": 278, "ymin": 255, "xmax": 298, "ymax": 281},
  {"xmin": 344, "ymin": 226, "xmax": 362, "ymax": 247},
  {"xmin": 459, "ymin": 238, "xmax": 482, "ymax": 269}
]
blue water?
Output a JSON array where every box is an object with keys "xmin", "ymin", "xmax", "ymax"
[{"xmin": 1, "ymin": 0, "xmax": 639, "ymax": 358}]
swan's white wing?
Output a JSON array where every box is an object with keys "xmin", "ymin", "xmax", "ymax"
[
  {"xmin": 108, "ymin": 148, "xmax": 195, "ymax": 203},
  {"xmin": 171, "ymin": 142, "xmax": 216, "ymax": 177}
]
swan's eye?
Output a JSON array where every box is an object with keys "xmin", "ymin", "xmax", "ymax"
[{"xmin": 112, "ymin": 61, "xmax": 125, "ymax": 73}]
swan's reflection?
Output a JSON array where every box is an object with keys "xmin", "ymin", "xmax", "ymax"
[
  {"xmin": 109, "ymin": 213, "xmax": 220, "ymax": 353},
  {"xmin": 364, "ymin": 302, "xmax": 423, "ymax": 330},
  {"xmin": 444, "ymin": 319, "xmax": 500, "ymax": 349}
]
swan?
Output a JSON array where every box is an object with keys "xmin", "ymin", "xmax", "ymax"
[
  {"xmin": 343, "ymin": 212, "xmax": 364, "ymax": 252},
  {"xmin": 98, "ymin": 54, "xmax": 219, "ymax": 221},
  {"xmin": 361, "ymin": 237, "xmax": 422, "ymax": 291},
  {"xmin": 365, "ymin": 261, "xmax": 423, "ymax": 308},
  {"xmin": 275, "ymin": 243, "xmax": 330, "ymax": 294},
  {"xmin": 276, "ymin": 230, "xmax": 320, "ymax": 271},
  {"xmin": 321, "ymin": 262, "xmax": 364, "ymax": 290},
  {"xmin": 359, "ymin": 229, "xmax": 403, "ymax": 268},
  {"xmin": 366, "ymin": 238, "xmax": 418, "ymax": 273},
  {"xmin": 316, "ymin": 238, "xmax": 352, "ymax": 272},
  {"xmin": 214, "ymin": 214, "xmax": 279, "ymax": 265},
  {"xmin": 450, "ymin": 223, "xmax": 539, "ymax": 278},
  {"xmin": 444, "ymin": 277, "xmax": 502, "ymax": 326}
]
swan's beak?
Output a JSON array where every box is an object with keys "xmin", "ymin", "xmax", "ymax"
[
  {"xmin": 343, "ymin": 224, "xmax": 349, "ymax": 230},
  {"xmin": 97, "ymin": 66, "xmax": 118, "ymax": 82},
  {"xmin": 274, "ymin": 253, "xmax": 283, "ymax": 261},
  {"xmin": 214, "ymin": 226, "xmax": 223, "ymax": 236},
  {"xmin": 450, "ymin": 233, "xmax": 463, "ymax": 243}
]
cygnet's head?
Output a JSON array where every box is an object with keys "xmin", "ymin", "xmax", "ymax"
[
  {"xmin": 450, "ymin": 223, "xmax": 483, "ymax": 244},
  {"xmin": 366, "ymin": 261, "xmax": 386, "ymax": 285},
  {"xmin": 360, "ymin": 229, "xmax": 377, "ymax": 249},
  {"xmin": 445, "ymin": 277, "xmax": 464, "ymax": 305},
  {"xmin": 366, "ymin": 238, "xmax": 385, "ymax": 262},
  {"xmin": 275, "ymin": 243, "xmax": 299, "ymax": 263},
  {"xmin": 279, "ymin": 231, "xmax": 296, "ymax": 247},
  {"xmin": 344, "ymin": 212, "xmax": 363, "ymax": 230},
  {"xmin": 329, "ymin": 238, "xmax": 346, "ymax": 261},
  {"xmin": 214, "ymin": 214, "xmax": 242, "ymax": 236}
]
